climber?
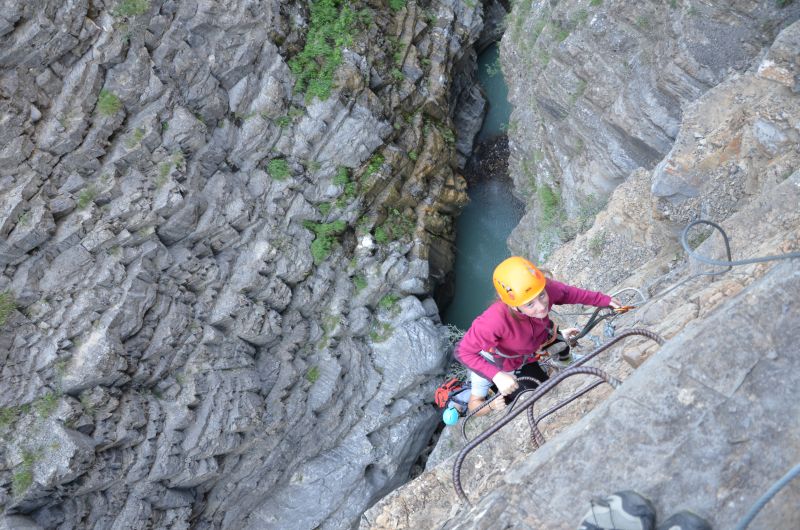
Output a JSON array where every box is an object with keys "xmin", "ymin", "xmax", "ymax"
[{"xmin": 455, "ymin": 256, "xmax": 620, "ymax": 416}]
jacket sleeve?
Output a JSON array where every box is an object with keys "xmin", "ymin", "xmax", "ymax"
[
  {"xmin": 455, "ymin": 312, "xmax": 503, "ymax": 380},
  {"xmin": 548, "ymin": 279, "xmax": 612, "ymax": 307}
]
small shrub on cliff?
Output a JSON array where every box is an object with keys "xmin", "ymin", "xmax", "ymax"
[
  {"xmin": 12, "ymin": 450, "xmax": 38, "ymax": 496},
  {"xmin": 0, "ymin": 406, "xmax": 20, "ymax": 430},
  {"xmin": 537, "ymin": 184, "xmax": 562, "ymax": 227},
  {"xmin": 378, "ymin": 293, "xmax": 401, "ymax": 312},
  {"xmin": 289, "ymin": 0, "xmax": 355, "ymax": 101},
  {"xmin": 305, "ymin": 366, "xmax": 321, "ymax": 383},
  {"xmin": 114, "ymin": 0, "xmax": 149, "ymax": 17},
  {"xmin": 588, "ymin": 231, "xmax": 607, "ymax": 257},
  {"xmin": 97, "ymin": 90, "xmax": 122, "ymax": 116},
  {"xmin": 303, "ymin": 220, "xmax": 347, "ymax": 264},
  {"xmin": 33, "ymin": 393, "xmax": 59, "ymax": 418},
  {"xmin": 389, "ymin": 0, "xmax": 406, "ymax": 11},
  {"xmin": 353, "ymin": 275, "xmax": 367, "ymax": 292},
  {"xmin": 333, "ymin": 166, "xmax": 349, "ymax": 186},
  {"xmin": 76, "ymin": 186, "xmax": 97, "ymax": 210},
  {"xmin": 268, "ymin": 159, "xmax": 291, "ymax": 180}
]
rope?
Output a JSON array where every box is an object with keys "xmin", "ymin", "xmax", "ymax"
[{"xmin": 734, "ymin": 462, "xmax": 800, "ymax": 530}]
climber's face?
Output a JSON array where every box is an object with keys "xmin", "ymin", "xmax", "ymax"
[{"xmin": 517, "ymin": 289, "xmax": 549, "ymax": 319}]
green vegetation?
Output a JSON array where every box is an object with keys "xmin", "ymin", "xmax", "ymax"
[
  {"xmin": 333, "ymin": 167, "xmax": 357, "ymax": 207},
  {"xmin": 369, "ymin": 321, "xmax": 393, "ymax": 343},
  {"xmin": 0, "ymin": 405, "xmax": 20, "ymax": 430},
  {"xmin": 551, "ymin": 22, "xmax": 571, "ymax": 43},
  {"xmin": 305, "ymin": 365, "xmax": 320, "ymax": 383},
  {"xmin": 374, "ymin": 208, "xmax": 415, "ymax": 244},
  {"xmin": 318, "ymin": 203, "xmax": 332, "ymax": 216},
  {"xmin": 97, "ymin": 90, "xmax": 122, "ymax": 117},
  {"xmin": 572, "ymin": 9, "xmax": 589, "ymax": 26},
  {"xmin": 441, "ymin": 126, "xmax": 456, "ymax": 145},
  {"xmin": 688, "ymin": 228, "xmax": 711, "ymax": 250},
  {"xmin": 356, "ymin": 7, "xmax": 373, "ymax": 25},
  {"xmin": 275, "ymin": 115, "xmax": 291, "ymax": 128},
  {"xmin": 333, "ymin": 166, "xmax": 349, "ymax": 186},
  {"xmin": 125, "ymin": 127, "xmax": 145, "ymax": 148},
  {"xmin": 636, "ymin": 15, "xmax": 651, "ymax": 30},
  {"xmin": 590, "ymin": 0, "xmax": 603, "ymax": 6},
  {"xmin": 391, "ymin": 68, "xmax": 404, "ymax": 82},
  {"xmin": 531, "ymin": 18, "xmax": 548, "ymax": 41},
  {"xmin": 587, "ymin": 231, "xmax": 606, "ymax": 257},
  {"xmin": 378, "ymin": 293, "xmax": 401, "ymax": 311},
  {"xmin": 537, "ymin": 183, "xmax": 562, "ymax": 228},
  {"xmin": 388, "ymin": 0, "xmax": 406, "ymax": 11},
  {"xmin": 374, "ymin": 226, "xmax": 389, "ymax": 244},
  {"xmin": 53, "ymin": 358, "xmax": 70, "ymax": 378},
  {"xmin": 12, "ymin": 450, "xmax": 37, "ymax": 496},
  {"xmin": 155, "ymin": 151, "xmax": 183, "ymax": 188},
  {"xmin": 569, "ymin": 79, "xmax": 588, "ymax": 106},
  {"xmin": 33, "ymin": 392, "xmax": 59, "ymax": 418},
  {"xmin": 366, "ymin": 154, "xmax": 385, "ymax": 176},
  {"xmin": 288, "ymin": 0, "xmax": 356, "ymax": 101},
  {"xmin": 268, "ymin": 159, "xmax": 291, "ymax": 180},
  {"xmin": 303, "ymin": 220, "xmax": 347, "ymax": 264},
  {"xmin": 158, "ymin": 162, "xmax": 172, "ymax": 179},
  {"xmin": 353, "ymin": 275, "xmax": 367, "ymax": 292},
  {"xmin": 113, "ymin": 0, "xmax": 149, "ymax": 17},
  {"xmin": 537, "ymin": 47, "xmax": 551, "ymax": 67},
  {"xmin": 408, "ymin": 150, "xmax": 418, "ymax": 161},
  {"xmin": 79, "ymin": 394, "xmax": 96, "ymax": 416},
  {"xmin": 76, "ymin": 186, "xmax": 97, "ymax": 210},
  {"xmin": 777, "ymin": 0, "xmax": 794, "ymax": 7},
  {"xmin": 0, "ymin": 291, "xmax": 15, "ymax": 327}
]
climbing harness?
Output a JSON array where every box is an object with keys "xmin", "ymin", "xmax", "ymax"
[
  {"xmin": 436, "ymin": 308, "xmax": 634, "ymax": 426},
  {"xmin": 459, "ymin": 329, "xmax": 663, "ymax": 444}
]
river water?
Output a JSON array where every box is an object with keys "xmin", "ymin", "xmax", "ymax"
[{"xmin": 442, "ymin": 43, "xmax": 525, "ymax": 331}]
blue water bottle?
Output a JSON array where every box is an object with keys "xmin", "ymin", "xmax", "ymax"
[{"xmin": 442, "ymin": 405, "xmax": 459, "ymax": 426}]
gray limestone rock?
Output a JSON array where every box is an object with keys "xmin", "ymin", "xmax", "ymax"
[{"xmin": 0, "ymin": 0, "xmax": 477, "ymax": 527}]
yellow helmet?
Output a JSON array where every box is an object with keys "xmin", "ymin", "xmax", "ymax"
[{"xmin": 492, "ymin": 256, "xmax": 546, "ymax": 307}]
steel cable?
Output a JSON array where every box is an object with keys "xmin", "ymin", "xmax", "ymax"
[{"xmin": 452, "ymin": 366, "xmax": 620, "ymax": 506}]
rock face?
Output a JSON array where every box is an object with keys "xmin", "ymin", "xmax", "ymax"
[
  {"xmin": 0, "ymin": 0, "xmax": 486, "ymax": 528},
  {"xmin": 361, "ymin": 16, "xmax": 800, "ymax": 530},
  {"xmin": 501, "ymin": 0, "xmax": 800, "ymax": 260}
]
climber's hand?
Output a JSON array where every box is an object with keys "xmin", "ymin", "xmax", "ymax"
[
  {"xmin": 562, "ymin": 327, "xmax": 580, "ymax": 340},
  {"xmin": 488, "ymin": 397, "xmax": 507, "ymax": 411},
  {"xmin": 492, "ymin": 372, "xmax": 518, "ymax": 396}
]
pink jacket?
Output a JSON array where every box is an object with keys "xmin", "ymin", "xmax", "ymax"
[{"xmin": 455, "ymin": 279, "xmax": 612, "ymax": 380}]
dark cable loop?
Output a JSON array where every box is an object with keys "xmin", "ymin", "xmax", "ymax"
[
  {"xmin": 453, "ymin": 330, "xmax": 665, "ymax": 505},
  {"xmin": 453, "ymin": 366, "xmax": 620, "ymax": 506}
]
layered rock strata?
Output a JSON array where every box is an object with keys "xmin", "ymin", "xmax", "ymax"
[
  {"xmin": 361, "ymin": 17, "xmax": 800, "ymax": 530},
  {"xmin": 0, "ymin": 0, "xmax": 486, "ymax": 528},
  {"xmin": 501, "ymin": 0, "xmax": 800, "ymax": 260}
]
